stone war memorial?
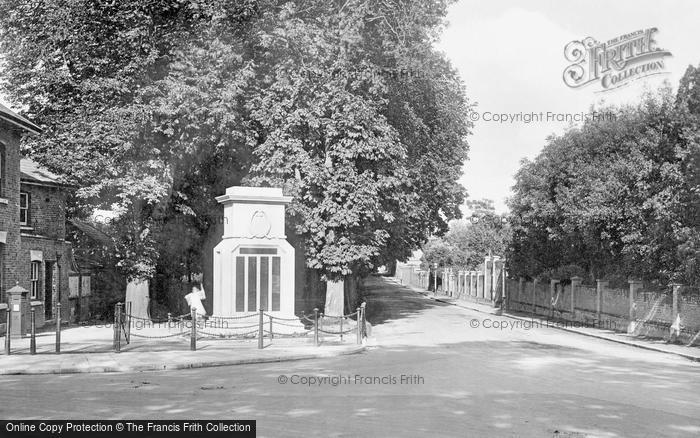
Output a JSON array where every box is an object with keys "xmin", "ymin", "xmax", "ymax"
[{"xmin": 212, "ymin": 186, "xmax": 303, "ymax": 331}]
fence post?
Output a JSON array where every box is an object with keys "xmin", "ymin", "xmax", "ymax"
[
  {"xmin": 449, "ymin": 268, "xmax": 454, "ymax": 297},
  {"xmin": 670, "ymin": 283, "xmax": 682, "ymax": 341},
  {"xmin": 361, "ymin": 302, "xmax": 366, "ymax": 340},
  {"xmin": 596, "ymin": 279, "xmax": 607, "ymax": 325},
  {"xmin": 113, "ymin": 303, "xmax": 118, "ymax": 350},
  {"xmin": 30, "ymin": 306, "xmax": 36, "ymax": 355},
  {"xmin": 124, "ymin": 301, "xmax": 131, "ymax": 343},
  {"xmin": 502, "ymin": 264, "xmax": 507, "ymax": 310},
  {"xmin": 5, "ymin": 306, "xmax": 11, "ymax": 355},
  {"xmin": 269, "ymin": 314, "xmax": 273, "ymax": 340},
  {"xmin": 444, "ymin": 269, "xmax": 449, "ymax": 295},
  {"xmin": 442, "ymin": 269, "xmax": 446, "ymax": 295},
  {"xmin": 671, "ymin": 283, "xmax": 681, "ymax": 324},
  {"xmin": 531, "ymin": 279, "xmax": 538, "ymax": 315},
  {"xmin": 485, "ymin": 258, "xmax": 493, "ymax": 301},
  {"xmin": 115, "ymin": 302, "xmax": 122, "ymax": 353},
  {"xmin": 313, "ymin": 308, "xmax": 319, "ymax": 347},
  {"xmin": 190, "ymin": 307, "xmax": 197, "ymax": 351},
  {"xmin": 518, "ymin": 277, "xmax": 524, "ymax": 311},
  {"xmin": 55, "ymin": 302, "xmax": 62, "ymax": 354},
  {"xmin": 627, "ymin": 279, "xmax": 642, "ymax": 334},
  {"xmin": 319, "ymin": 313, "xmax": 324, "ymax": 343},
  {"xmin": 549, "ymin": 279, "xmax": 559, "ymax": 318},
  {"xmin": 464, "ymin": 270, "xmax": 468, "ymax": 298},
  {"xmin": 570, "ymin": 277, "xmax": 581, "ymax": 320},
  {"xmin": 339, "ymin": 314, "xmax": 343, "ymax": 341},
  {"xmin": 433, "ymin": 267, "xmax": 437, "ymax": 295},
  {"xmin": 356, "ymin": 306, "xmax": 362, "ymax": 344},
  {"xmin": 258, "ymin": 309, "xmax": 264, "ymax": 350}
]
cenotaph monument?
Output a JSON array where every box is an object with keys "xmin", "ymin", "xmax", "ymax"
[{"xmin": 213, "ymin": 187, "xmax": 303, "ymax": 331}]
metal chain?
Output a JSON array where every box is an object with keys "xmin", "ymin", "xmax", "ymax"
[
  {"xmin": 128, "ymin": 331, "xmax": 188, "ymax": 339},
  {"xmin": 198, "ymin": 330, "xmax": 259, "ymax": 338},
  {"xmin": 264, "ymin": 330, "xmax": 311, "ymax": 338},
  {"xmin": 208, "ymin": 314, "xmax": 259, "ymax": 321},
  {"xmin": 124, "ymin": 314, "xmax": 187, "ymax": 324},
  {"xmin": 203, "ymin": 323, "xmax": 260, "ymax": 330},
  {"xmin": 264, "ymin": 313, "xmax": 301, "ymax": 321},
  {"xmin": 318, "ymin": 327, "xmax": 355, "ymax": 335},
  {"xmin": 271, "ymin": 320, "xmax": 308, "ymax": 328}
]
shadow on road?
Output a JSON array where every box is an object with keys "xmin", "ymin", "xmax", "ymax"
[{"xmin": 362, "ymin": 276, "xmax": 448, "ymax": 326}]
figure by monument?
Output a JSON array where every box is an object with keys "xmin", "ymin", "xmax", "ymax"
[{"xmin": 185, "ymin": 282, "xmax": 207, "ymax": 317}]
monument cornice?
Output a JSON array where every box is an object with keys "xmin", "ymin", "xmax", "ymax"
[{"xmin": 215, "ymin": 194, "xmax": 292, "ymax": 205}]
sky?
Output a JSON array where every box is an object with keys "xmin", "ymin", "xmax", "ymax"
[{"xmin": 438, "ymin": 0, "xmax": 700, "ymax": 213}]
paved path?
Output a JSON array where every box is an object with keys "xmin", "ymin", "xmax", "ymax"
[
  {"xmin": 0, "ymin": 315, "xmax": 363, "ymax": 374},
  {"xmin": 1, "ymin": 276, "xmax": 699, "ymax": 438},
  {"xmin": 409, "ymin": 282, "xmax": 700, "ymax": 362}
]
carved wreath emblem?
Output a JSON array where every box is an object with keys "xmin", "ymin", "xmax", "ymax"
[{"xmin": 250, "ymin": 210, "xmax": 271, "ymax": 237}]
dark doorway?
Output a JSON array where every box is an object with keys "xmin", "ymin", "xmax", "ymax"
[{"xmin": 45, "ymin": 261, "xmax": 53, "ymax": 319}]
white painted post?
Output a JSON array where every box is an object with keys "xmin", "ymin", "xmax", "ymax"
[
  {"xmin": 671, "ymin": 283, "xmax": 681, "ymax": 341},
  {"xmin": 483, "ymin": 257, "xmax": 490, "ymax": 301},
  {"xmin": 627, "ymin": 279, "xmax": 642, "ymax": 334},
  {"xmin": 501, "ymin": 261, "xmax": 507, "ymax": 309},
  {"xmin": 476, "ymin": 273, "xmax": 481, "ymax": 299},
  {"xmin": 570, "ymin": 277, "xmax": 582, "ymax": 320},
  {"xmin": 491, "ymin": 256, "xmax": 500, "ymax": 302},
  {"xmin": 549, "ymin": 279, "xmax": 560, "ymax": 317}
]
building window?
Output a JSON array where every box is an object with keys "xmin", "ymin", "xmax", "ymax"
[
  {"xmin": 19, "ymin": 192, "xmax": 29, "ymax": 226},
  {"xmin": 31, "ymin": 261, "xmax": 41, "ymax": 299}
]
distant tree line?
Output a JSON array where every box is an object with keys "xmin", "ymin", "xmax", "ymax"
[
  {"xmin": 507, "ymin": 66, "xmax": 700, "ymax": 287},
  {"xmin": 422, "ymin": 199, "xmax": 511, "ymax": 270}
]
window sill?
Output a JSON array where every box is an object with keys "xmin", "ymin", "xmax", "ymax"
[{"xmin": 0, "ymin": 198, "xmax": 8, "ymax": 205}]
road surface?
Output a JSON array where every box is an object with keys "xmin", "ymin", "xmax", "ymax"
[{"xmin": 1, "ymin": 276, "xmax": 698, "ymax": 437}]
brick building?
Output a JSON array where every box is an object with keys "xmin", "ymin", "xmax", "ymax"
[{"xmin": 0, "ymin": 103, "xmax": 75, "ymax": 328}]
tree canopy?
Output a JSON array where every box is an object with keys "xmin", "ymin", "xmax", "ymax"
[
  {"xmin": 421, "ymin": 199, "xmax": 511, "ymax": 270},
  {"xmin": 0, "ymin": 0, "xmax": 471, "ymax": 282},
  {"xmin": 508, "ymin": 68, "xmax": 700, "ymax": 286}
]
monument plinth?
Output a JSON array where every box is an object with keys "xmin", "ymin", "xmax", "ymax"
[{"xmin": 213, "ymin": 186, "xmax": 304, "ymax": 334}]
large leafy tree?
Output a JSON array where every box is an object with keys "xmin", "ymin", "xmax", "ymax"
[
  {"xmin": 245, "ymin": 2, "xmax": 407, "ymax": 278},
  {"xmin": 0, "ymin": 0, "xmax": 471, "ymax": 290},
  {"xmin": 508, "ymin": 70, "xmax": 700, "ymax": 286},
  {"xmin": 0, "ymin": 0, "xmax": 259, "ymax": 280},
  {"xmin": 246, "ymin": 1, "xmax": 470, "ymax": 279}
]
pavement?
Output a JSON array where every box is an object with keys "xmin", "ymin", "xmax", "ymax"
[
  {"xmin": 399, "ymin": 278, "xmax": 700, "ymax": 362},
  {"xmin": 0, "ymin": 323, "xmax": 366, "ymax": 375},
  {"xmin": 1, "ymin": 276, "xmax": 699, "ymax": 437}
]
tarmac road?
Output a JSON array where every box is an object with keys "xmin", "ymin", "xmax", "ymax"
[{"xmin": 1, "ymin": 276, "xmax": 699, "ymax": 437}]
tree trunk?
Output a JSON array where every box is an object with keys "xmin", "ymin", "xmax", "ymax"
[{"xmin": 324, "ymin": 279, "xmax": 345, "ymax": 316}]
